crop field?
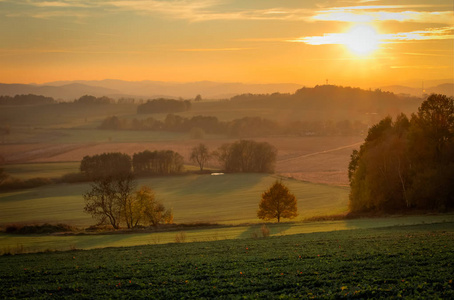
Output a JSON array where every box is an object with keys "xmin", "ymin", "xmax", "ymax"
[{"xmin": 0, "ymin": 222, "xmax": 452, "ymax": 299}]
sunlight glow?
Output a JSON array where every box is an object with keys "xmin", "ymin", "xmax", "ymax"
[{"xmin": 342, "ymin": 24, "xmax": 380, "ymax": 56}]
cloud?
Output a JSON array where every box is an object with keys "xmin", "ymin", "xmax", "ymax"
[
  {"xmin": 104, "ymin": 1, "xmax": 313, "ymax": 22},
  {"xmin": 289, "ymin": 27, "xmax": 454, "ymax": 46},
  {"xmin": 390, "ymin": 65, "xmax": 449, "ymax": 69},
  {"xmin": 312, "ymin": 5, "xmax": 454, "ymax": 24},
  {"xmin": 2, "ymin": 0, "xmax": 313, "ymax": 22},
  {"xmin": 176, "ymin": 47, "xmax": 253, "ymax": 52}
]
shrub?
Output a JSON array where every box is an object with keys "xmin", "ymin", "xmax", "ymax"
[
  {"xmin": 0, "ymin": 177, "xmax": 53, "ymax": 191},
  {"xmin": 174, "ymin": 232, "xmax": 187, "ymax": 243},
  {"xmin": 59, "ymin": 172, "xmax": 88, "ymax": 183},
  {"xmin": 261, "ymin": 224, "xmax": 270, "ymax": 237},
  {"xmin": 5, "ymin": 223, "xmax": 74, "ymax": 234}
]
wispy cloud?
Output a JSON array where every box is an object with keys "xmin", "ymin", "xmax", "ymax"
[
  {"xmin": 176, "ymin": 47, "xmax": 253, "ymax": 52},
  {"xmin": 104, "ymin": 1, "xmax": 312, "ymax": 22},
  {"xmin": 312, "ymin": 5, "xmax": 454, "ymax": 24},
  {"xmin": 390, "ymin": 65, "xmax": 449, "ymax": 69},
  {"xmin": 2, "ymin": 0, "xmax": 313, "ymax": 22},
  {"xmin": 289, "ymin": 27, "xmax": 454, "ymax": 46}
]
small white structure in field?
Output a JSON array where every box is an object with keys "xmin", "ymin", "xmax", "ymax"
[{"xmin": 210, "ymin": 173, "xmax": 224, "ymax": 176}]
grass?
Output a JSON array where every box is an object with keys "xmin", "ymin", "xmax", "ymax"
[
  {"xmin": 0, "ymin": 222, "xmax": 452, "ymax": 298},
  {"xmin": 1, "ymin": 214, "xmax": 453, "ymax": 254},
  {"xmin": 0, "ymin": 173, "xmax": 349, "ymax": 227},
  {"xmin": 2, "ymin": 162, "xmax": 79, "ymax": 180}
]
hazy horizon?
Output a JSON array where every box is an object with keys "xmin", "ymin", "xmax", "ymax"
[{"xmin": 0, "ymin": 0, "xmax": 452, "ymax": 87}]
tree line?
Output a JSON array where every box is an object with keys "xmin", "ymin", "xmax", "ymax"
[
  {"xmin": 231, "ymin": 84, "xmax": 420, "ymax": 114},
  {"xmin": 0, "ymin": 94, "xmax": 56, "ymax": 105},
  {"xmin": 81, "ymin": 140, "xmax": 277, "ymax": 177},
  {"xmin": 99, "ymin": 114, "xmax": 368, "ymax": 137},
  {"xmin": 137, "ymin": 98, "xmax": 191, "ymax": 114},
  {"xmin": 348, "ymin": 94, "xmax": 454, "ymax": 213}
]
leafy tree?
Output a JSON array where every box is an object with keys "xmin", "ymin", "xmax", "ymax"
[
  {"xmin": 134, "ymin": 186, "xmax": 173, "ymax": 226},
  {"xmin": 348, "ymin": 94, "xmax": 454, "ymax": 213},
  {"xmin": 132, "ymin": 150, "xmax": 184, "ymax": 175},
  {"xmin": 80, "ymin": 153, "xmax": 132, "ymax": 180},
  {"xmin": 190, "ymin": 143, "xmax": 211, "ymax": 171},
  {"xmin": 257, "ymin": 181, "xmax": 298, "ymax": 222},
  {"xmin": 137, "ymin": 98, "xmax": 191, "ymax": 114},
  {"xmin": 215, "ymin": 140, "xmax": 277, "ymax": 173},
  {"xmin": 123, "ymin": 186, "xmax": 173, "ymax": 228},
  {"xmin": 83, "ymin": 173, "xmax": 135, "ymax": 229}
]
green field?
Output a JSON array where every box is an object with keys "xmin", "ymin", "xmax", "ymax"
[
  {"xmin": 0, "ymin": 173, "xmax": 348, "ymax": 227},
  {"xmin": 2, "ymin": 162, "xmax": 79, "ymax": 180},
  {"xmin": 0, "ymin": 222, "xmax": 452, "ymax": 299}
]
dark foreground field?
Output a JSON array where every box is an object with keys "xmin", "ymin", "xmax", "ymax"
[{"xmin": 0, "ymin": 222, "xmax": 453, "ymax": 299}]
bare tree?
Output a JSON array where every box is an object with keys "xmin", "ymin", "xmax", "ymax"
[{"xmin": 190, "ymin": 143, "xmax": 211, "ymax": 171}]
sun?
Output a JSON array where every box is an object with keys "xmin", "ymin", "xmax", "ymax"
[{"xmin": 343, "ymin": 24, "xmax": 380, "ymax": 57}]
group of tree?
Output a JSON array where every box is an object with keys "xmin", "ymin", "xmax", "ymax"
[
  {"xmin": 132, "ymin": 150, "xmax": 184, "ymax": 175},
  {"xmin": 81, "ymin": 151, "xmax": 184, "ymax": 178},
  {"xmin": 0, "ymin": 94, "xmax": 56, "ymax": 105},
  {"xmin": 99, "ymin": 114, "xmax": 368, "ymax": 137},
  {"xmin": 214, "ymin": 140, "xmax": 277, "ymax": 173},
  {"xmin": 231, "ymin": 84, "xmax": 420, "ymax": 115},
  {"xmin": 74, "ymin": 95, "xmax": 115, "ymax": 104},
  {"xmin": 137, "ymin": 98, "xmax": 191, "ymax": 114},
  {"xmin": 81, "ymin": 153, "xmax": 173, "ymax": 229},
  {"xmin": 348, "ymin": 94, "xmax": 454, "ymax": 213}
]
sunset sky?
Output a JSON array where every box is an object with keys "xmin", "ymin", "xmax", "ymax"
[{"xmin": 0, "ymin": 0, "xmax": 453, "ymax": 88}]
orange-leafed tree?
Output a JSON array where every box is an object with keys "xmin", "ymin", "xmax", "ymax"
[{"xmin": 257, "ymin": 181, "xmax": 298, "ymax": 223}]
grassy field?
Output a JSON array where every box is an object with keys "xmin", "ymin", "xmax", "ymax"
[
  {"xmin": 0, "ymin": 214, "xmax": 453, "ymax": 254},
  {"xmin": 0, "ymin": 173, "xmax": 349, "ymax": 227},
  {"xmin": 2, "ymin": 162, "xmax": 79, "ymax": 180},
  {"xmin": 0, "ymin": 222, "xmax": 452, "ymax": 298}
]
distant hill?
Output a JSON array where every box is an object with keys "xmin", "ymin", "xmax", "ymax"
[
  {"xmin": 381, "ymin": 83, "xmax": 454, "ymax": 97},
  {"xmin": 1, "ymin": 79, "xmax": 452, "ymax": 102},
  {"xmin": 0, "ymin": 83, "xmax": 120, "ymax": 101},
  {"xmin": 44, "ymin": 80, "xmax": 303, "ymax": 100}
]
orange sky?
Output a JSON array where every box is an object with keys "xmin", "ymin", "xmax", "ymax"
[{"xmin": 0, "ymin": 0, "xmax": 452, "ymax": 88}]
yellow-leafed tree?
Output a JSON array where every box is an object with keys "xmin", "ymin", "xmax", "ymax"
[{"xmin": 257, "ymin": 181, "xmax": 298, "ymax": 223}]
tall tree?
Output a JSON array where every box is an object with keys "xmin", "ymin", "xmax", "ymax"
[
  {"xmin": 215, "ymin": 140, "xmax": 277, "ymax": 173},
  {"xmin": 348, "ymin": 94, "xmax": 454, "ymax": 213},
  {"xmin": 80, "ymin": 152, "xmax": 132, "ymax": 180},
  {"xmin": 83, "ymin": 173, "xmax": 135, "ymax": 229},
  {"xmin": 190, "ymin": 143, "xmax": 211, "ymax": 171},
  {"xmin": 257, "ymin": 181, "xmax": 298, "ymax": 223}
]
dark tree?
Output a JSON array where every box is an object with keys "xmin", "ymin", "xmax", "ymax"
[
  {"xmin": 215, "ymin": 140, "xmax": 277, "ymax": 173},
  {"xmin": 83, "ymin": 172, "xmax": 135, "ymax": 229},
  {"xmin": 137, "ymin": 98, "xmax": 191, "ymax": 114},
  {"xmin": 257, "ymin": 181, "xmax": 298, "ymax": 223},
  {"xmin": 80, "ymin": 153, "xmax": 132, "ymax": 180},
  {"xmin": 132, "ymin": 150, "xmax": 184, "ymax": 175},
  {"xmin": 348, "ymin": 94, "xmax": 454, "ymax": 213},
  {"xmin": 190, "ymin": 143, "xmax": 211, "ymax": 171}
]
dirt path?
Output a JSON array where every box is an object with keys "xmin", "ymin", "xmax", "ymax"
[{"xmin": 278, "ymin": 141, "xmax": 363, "ymax": 163}]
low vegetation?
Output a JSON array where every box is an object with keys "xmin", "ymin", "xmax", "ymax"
[
  {"xmin": 4, "ymin": 223, "xmax": 74, "ymax": 235},
  {"xmin": 0, "ymin": 223, "xmax": 452, "ymax": 298}
]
